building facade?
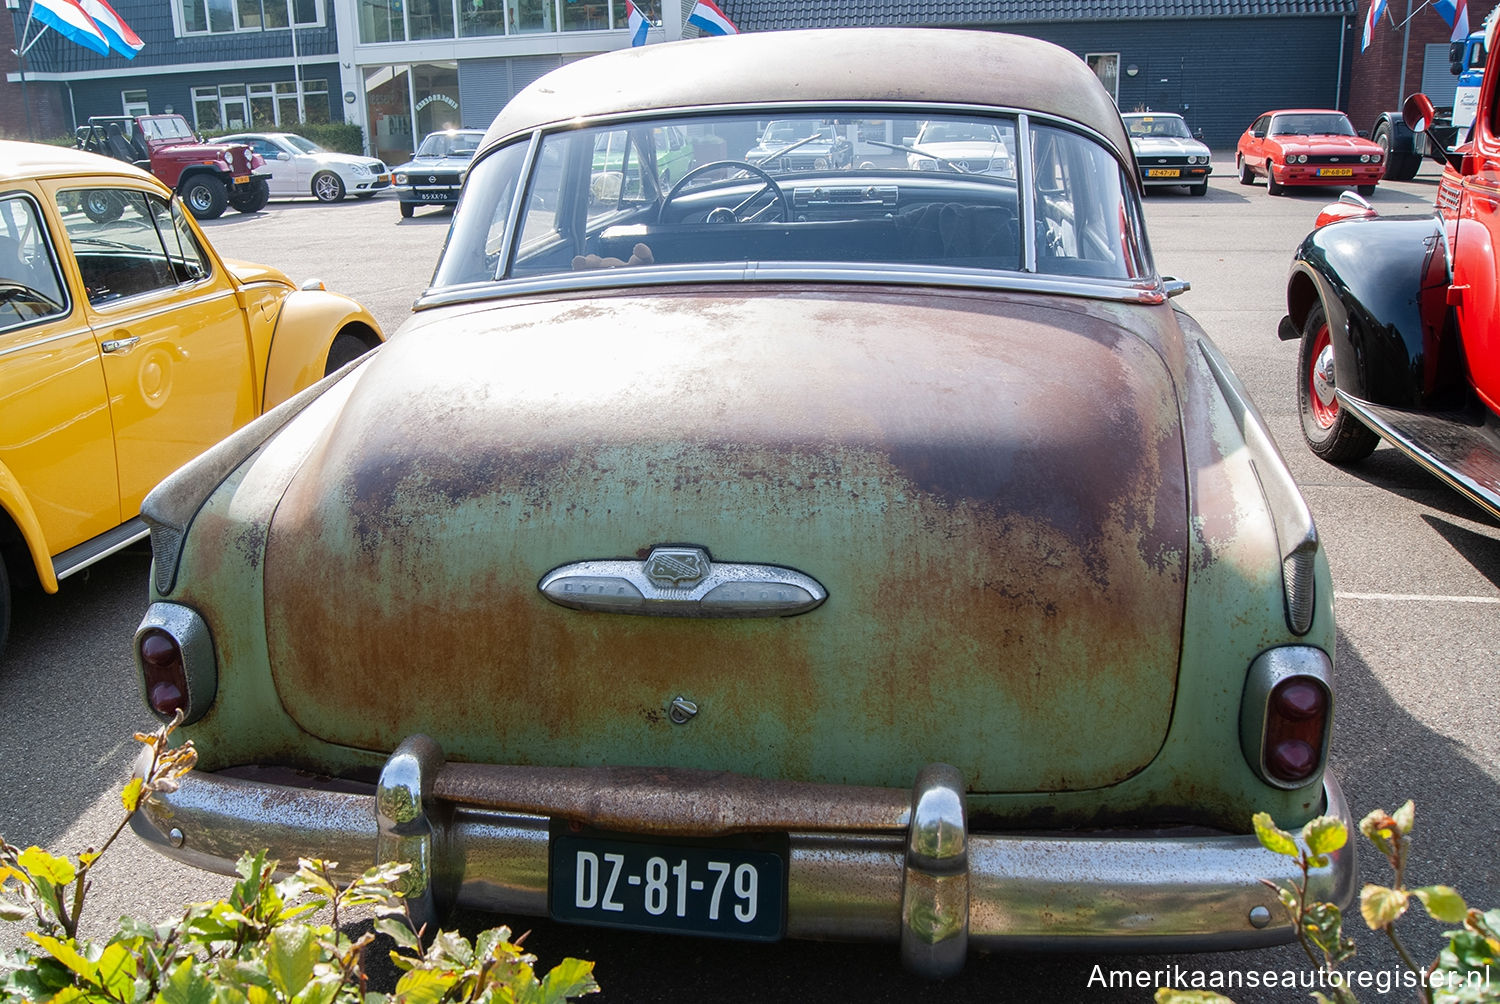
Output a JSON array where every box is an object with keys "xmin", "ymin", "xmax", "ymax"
[{"xmin": 7, "ymin": 0, "xmax": 1476, "ymax": 156}]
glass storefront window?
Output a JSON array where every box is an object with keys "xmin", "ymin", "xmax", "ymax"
[
  {"xmin": 513, "ymin": 0, "xmax": 553, "ymax": 33},
  {"xmin": 406, "ymin": 0, "xmax": 455, "ymax": 40},
  {"xmin": 561, "ymin": 0, "xmax": 605, "ymax": 30},
  {"xmin": 367, "ymin": 65, "xmax": 414, "ymax": 165},
  {"xmin": 358, "ymin": 0, "xmax": 405, "ymax": 42},
  {"xmin": 460, "ymin": 0, "xmax": 507, "ymax": 37}
]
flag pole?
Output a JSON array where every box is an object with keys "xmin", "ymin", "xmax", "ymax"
[{"xmin": 15, "ymin": 1, "xmax": 46, "ymax": 140}]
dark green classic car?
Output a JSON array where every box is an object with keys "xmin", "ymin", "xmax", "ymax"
[{"xmin": 129, "ymin": 28, "xmax": 1354, "ymax": 977}]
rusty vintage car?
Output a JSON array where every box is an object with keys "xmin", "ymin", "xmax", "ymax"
[{"xmin": 128, "ymin": 29, "xmax": 1354, "ymax": 977}]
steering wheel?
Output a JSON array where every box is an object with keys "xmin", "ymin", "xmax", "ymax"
[
  {"xmin": 660, "ymin": 160, "xmax": 789, "ymax": 224},
  {"xmin": 0, "ymin": 280, "xmax": 63, "ymax": 312}
]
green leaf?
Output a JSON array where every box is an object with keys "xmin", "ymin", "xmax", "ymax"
[
  {"xmin": 25, "ymin": 933, "xmax": 98, "ymax": 982},
  {"xmin": 373, "ymin": 917, "xmax": 421, "ymax": 953},
  {"xmin": 121, "ymin": 777, "xmax": 145, "ymax": 814},
  {"xmin": 392, "ymin": 967, "xmax": 460, "ymax": 1004},
  {"xmin": 265, "ymin": 924, "xmax": 320, "ymax": 998},
  {"xmin": 1415, "ymin": 886, "xmax": 1469, "ymax": 924},
  {"xmin": 0, "ymin": 897, "xmax": 29, "ymax": 922},
  {"xmin": 1253, "ymin": 812, "xmax": 1299, "ymax": 858},
  {"xmin": 1302, "ymin": 816, "xmax": 1348, "ymax": 857},
  {"xmin": 156, "ymin": 957, "xmax": 218, "ymax": 1004},
  {"xmin": 1359, "ymin": 809, "xmax": 1398, "ymax": 857},
  {"xmin": 535, "ymin": 958, "xmax": 599, "ymax": 1003},
  {"xmin": 1392, "ymin": 799, "xmax": 1415, "ymax": 835},
  {"xmin": 17, "ymin": 847, "xmax": 77, "ymax": 887},
  {"xmin": 95, "ymin": 942, "xmax": 136, "ymax": 1000},
  {"xmin": 1302, "ymin": 902, "xmax": 1357, "ymax": 965},
  {"xmin": 1360, "ymin": 883, "xmax": 1409, "ymax": 929}
]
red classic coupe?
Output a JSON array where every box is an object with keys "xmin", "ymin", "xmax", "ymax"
[{"xmin": 1236, "ymin": 109, "xmax": 1385, "ymax": 195}]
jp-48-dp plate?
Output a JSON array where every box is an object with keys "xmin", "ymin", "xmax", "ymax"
[{"xmin": 550, "ymin": 828, "xmax": 787, "ymax": 941}]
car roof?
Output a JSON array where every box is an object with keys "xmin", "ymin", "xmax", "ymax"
[
  {"xmin": 1264, "ymin": 108, "xmax": 1349, "ymax": 117},
  {"xmin": 1122, "ymin": 112, "xmax": 1185, "ymax": 119},
  {"xmin": 0, "ymin": 140, "xmax": 159, "ymax": 187},
  {"xmin": 481, "ymin": 28, "xmax": 1131, "ymax": 161}
]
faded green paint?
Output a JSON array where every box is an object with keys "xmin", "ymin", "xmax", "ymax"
[{"xmin": 258, "ymin": 287, "xmax": 1188, "ymax": 793}]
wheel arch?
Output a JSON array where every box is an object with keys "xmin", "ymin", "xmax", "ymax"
[
  {"xmin": 0, "ymin": 462, "xmax": 60, "ymax": 595},
  {"xmin": 1285, "ymin": 217, "xmax": 1458, "ymax": 409},
  {"xmin": 260, "ymin": 291, "xmax": 385, "ymax": 409}
]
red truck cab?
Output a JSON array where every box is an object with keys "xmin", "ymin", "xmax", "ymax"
[{"xmin": 76, "ymin": 114, "xmax": 270, "ymax": 219}]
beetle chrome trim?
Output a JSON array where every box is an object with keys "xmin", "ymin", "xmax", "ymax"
[{"xmin": 130, "ymin": 749, "xmax": 1356, "ymax": 978}]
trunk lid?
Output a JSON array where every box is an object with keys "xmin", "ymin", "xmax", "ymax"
[{"xmin": 263, "ymin": 286, "xmax": 1187, "ymax": 793}]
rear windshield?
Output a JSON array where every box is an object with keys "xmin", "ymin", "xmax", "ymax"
[{"xmin": 435, "ymin": 109, "xmax": 1149, "ymax": 288}]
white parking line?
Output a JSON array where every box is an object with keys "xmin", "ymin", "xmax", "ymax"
[{"xmin": 1335, "ymin": 592, "xmax": 1500, "ymax": 604}]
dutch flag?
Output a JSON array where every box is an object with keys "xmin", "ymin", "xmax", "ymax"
[
  {"xmin": 77, "ymin": 0, "xmax": 143, "ymax": 58},
  {"xmin": 626, "ymin": 0, "xmax": 648, "ymax": 46},
  {"xmin": 28, "ymin": 0, "xmax": 111, "ymax": 55},
  {"xmin": 1436, "ymin": 0, "xmax": 1470, "ymax": 42},
  {"xmin": 1360, "ymin": 0, "xmax": 1388, "ymax": 51},
  {"xmin": 687, "ymin": 0, "xmax": 736, "ymax": 36}
]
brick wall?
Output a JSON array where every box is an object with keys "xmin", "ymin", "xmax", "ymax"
[
  {"xmin": 1349, "ymin": 1, "xmax": 1499, "ymax": 133},
  {"xmin": 2, "ymin": 11, "xmax": 74, "ymax": 141}
]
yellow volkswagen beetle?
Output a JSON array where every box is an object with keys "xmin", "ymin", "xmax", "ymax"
[{"xmin": 0, "ymin": 141, "xmax": 383, "ymax": 653}]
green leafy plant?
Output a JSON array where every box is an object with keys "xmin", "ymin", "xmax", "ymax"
[
  {"xmin": 1156, "ymin": 802, "xmax": 1499, "ymax": 1004},
  {"xmin": 0, "ymin": 718, "xmax": 599, "ymax": 1003}
]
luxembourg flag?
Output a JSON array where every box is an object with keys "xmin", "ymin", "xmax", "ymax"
[
  {"xmin": 1360, "ymin": 0, "xmax": 1387, "ymax": 51},
  {"xmin": 77, "ymin": 0, "xmax": 143, "ymax": 57},
  {"xmin": 28, "ymin": 0, "xmax": 111, "ymax": 55},
  {"xmin": 687, "ymin": 0, "xmax": 736, "ymax": 36},
  {"xmin": 626, "ymin": 0, "xmax": 648, "ymax": 45}
]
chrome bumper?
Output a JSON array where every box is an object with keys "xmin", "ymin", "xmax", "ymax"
[{"xmin": 132, "ymin": 737, "xmax": 1357, "ymax": 979}]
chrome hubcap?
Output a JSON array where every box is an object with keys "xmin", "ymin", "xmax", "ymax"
[{"xmin": 1312, "ymin": 343, "xmax": 1337, "ymax": 408}]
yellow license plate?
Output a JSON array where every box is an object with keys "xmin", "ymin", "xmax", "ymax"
[
  {"xmin": 1318, "ymin": 168, "xmax": 1353, "ymax": 177},
  {"xmin": 233, "ymin": 175, "xmax": 251, "ymax": 184},
  {"xmin": 1146, "ymin": 168, "xmax": 1181, "ymax": 178}
]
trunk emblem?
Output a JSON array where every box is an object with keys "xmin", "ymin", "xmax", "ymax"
[
  {"xmin": 539, "ymin": 546, "xmax": 827, "ymax": 618},
  {"xmin": 669, "ymin": 696, "xmax": 699, "ymax": 724}
]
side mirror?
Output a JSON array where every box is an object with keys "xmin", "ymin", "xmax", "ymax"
[
  {"xmin": 277, "ymin": 152, "xmax": 292, "ymax": 161},
  {"xmin": 1403, "ymin": 93, "xmax": 1436, "ymax": 134}
]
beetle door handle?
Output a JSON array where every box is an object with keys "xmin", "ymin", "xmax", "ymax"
[{"xmin": 101, "ymin": 336, "xmax": 140, "ymax": 353}]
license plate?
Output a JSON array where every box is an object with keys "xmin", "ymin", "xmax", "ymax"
[
  {"xmin": 1146, "ymin": 168, "xmax": 1181, "ymax": 178},
  {"xmin": 1318, "ymin": 168, "xmax": 1354, "ymax": 177},
  {"xmin": 233, "ymin": 175, "xmax": 251, "ymax": 184},
  {"xmin": 417, "ymin": 191, "xmax": 450, "ymax": 201},
  {"xmin": 551, "ymin": 830, "xmax": 786, "ymax": 941}
]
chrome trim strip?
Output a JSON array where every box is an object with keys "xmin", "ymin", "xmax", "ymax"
[
  {"xmin": 416, "ymin": 265, "xmax": 1168, "ymax": 312},
  {"xmin": 901, "ymin": 764, "xmax": 969, "ymax": 979},
  {"xmin": 54, "ymin": 517, "xmax": 149, "ymax": 579},
  {"xmin": 0, "ymin": 326, "xmax": 94, "ymax": 359},
  {"xmin": 540, "ymin": 546, "xmax": 827, "ymax": 618},
  {"xmin": 1018, "ymin": 112, "xmax": 1037, "ymax": 272},
  {"xmin": 132, "ymin": 759, "xmax": 1356, "ymax": 972}
]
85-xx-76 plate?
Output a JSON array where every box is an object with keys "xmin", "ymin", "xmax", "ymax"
[{"xmin": 549, "ymin": 827, "xmax": 787, "ymax": 941}]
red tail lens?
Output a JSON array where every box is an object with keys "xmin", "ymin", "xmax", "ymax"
[
  {"xmin": 140, "ymin": 628, "xmax": 188, "ymax": 717},
  {"xmin": 1264, "ymin": 677, "xmax": 1328, "ymax": 783}
]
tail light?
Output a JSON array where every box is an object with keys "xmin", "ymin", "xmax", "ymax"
[
  {"xmin": 1240, "ymin": 647, "xmax": 1333, "ymax": 790},
  {"xmin": 134, "ymin": 604, "xmax": 217, "ymax": 724}
]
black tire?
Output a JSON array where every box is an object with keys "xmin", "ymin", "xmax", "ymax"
[
  {"xmin": 313, "ymin": 172, "xmax": 346, "ymax": 203},
  {"xmin": 82, "ymin": 190, "xmax": 124, "ymax": 223},
  {"xmin": 1374, "ymin": 121, "xmax": 1422, "ymax": 182},
  {"xmin": 1298, "ymin": 303, "xmax": 1380, "ymax": 463},
  {"xmin": 182, "ymin": 175, "xmax": 229, "ymax": 220},
  {"xmin": 1189, "ymin": 181, "xmax": 1208, "ymax": 197},
  {"xmin": 1238, "ymin": 155, "xmax": 1255, "ymax": 186},
  {"xmin": 324, "ymin": 331, "xmax": 373, "ymax": 376},
  {"xmin": 354, "ymin": 192, "xmax": 375, "ymax": 200},
  {"xmin": 399, "ymin": 201, "xmax": 414, "ymax": 219},
  {"xmin": 229, "ymin": 177, "xmax": 269, "ymax": 214},
  {"xmin": 1266, "ymin": 162, "xmax": 1285, "ymax": 196},
  {"xmin": 0, "ymin": 557, "xmax": 10, "ymax": 659},
  {"xmin": 1357, "ymin": 184, "xmax": 1377, "ymax": 197}
]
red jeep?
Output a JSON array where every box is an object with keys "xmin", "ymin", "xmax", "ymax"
[
  {"xmin": 75, "ymin": 114, "xmax": 270, "ymax": 220},
  {"xmin": 1279, "ymin": 60, "xmax": 1500, "ymax": 520}
]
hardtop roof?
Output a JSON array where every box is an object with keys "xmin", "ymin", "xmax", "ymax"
[{"xmin": 481, "ymin": 28, "xmax": 1132, "ymax": 161}]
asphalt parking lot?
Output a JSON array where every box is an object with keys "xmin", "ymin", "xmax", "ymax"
[{"xmin": 3, "ymin": 156, "xmax": 1497, "ymax": 1003}]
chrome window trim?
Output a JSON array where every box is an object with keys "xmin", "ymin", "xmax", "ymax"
[
  {"xmin": 416, "ymin": 263, "xmax": 1170, "ymax": 310},
  {"xmin": 0, "ymin": 190, "xmax": 73, "ymax": 329}
]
